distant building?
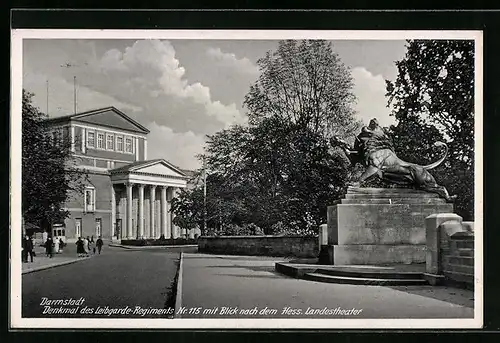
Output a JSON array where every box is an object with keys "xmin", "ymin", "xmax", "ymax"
[{"xmin": 45, "ymin": 106, "xmax": 190, "ymax": 242}]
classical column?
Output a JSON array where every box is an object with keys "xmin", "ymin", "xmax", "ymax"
[
  {"xmin": 111, "ymin": 184, "xmax": 116, "ymax": 239},
  {"xmin": 167, "ymin": 187, "xmax": 174, "ymax": 238},
  {"xmin": 138, "ymin": 184, "xmax": 145, "ymax": 239},
  {"xmin": 126, "ymin": 182, "xmax": 133, "ymax": 239},
  {"xmin": 161, "ymin": 186, "xmax": 167, "ymax": 238},
  {"xmin": 144, "ymin": 139, "xmax": 148, "ymax": 160},
  {"xmin": 150, "ymin": 185, "xmax": 157, "ymax": 238}
]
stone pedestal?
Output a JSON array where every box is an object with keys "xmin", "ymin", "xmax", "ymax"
[{"xmin": 326, "ymin": 187, "xmax": 454, "ymax": 265}]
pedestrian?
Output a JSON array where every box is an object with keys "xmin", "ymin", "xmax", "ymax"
[
  {"xmin": 45, "ymin": 236, "xmax": 53, "ymax": 258},
  {"xmin": 84, "ymin": 236, "xmax": 90, "ymax": 256},
  {"xmin": 88, "ymin": 239, "xmax": 94, "ymax": 255},
  {"xmin": 22, "ymin": 235, "xmax": 34, "ymax": 263},
  {"xmin": 59, "ymin": 238, "xmax": 65, "ymax": 253},
  {"xmin": 96, "ymin": 236, "xmax": 103, "ymax": 254},
  {"xmin": 54, "ymin": 237, "xmax": 60, "ymax": 254},
  {"xmin": 76, "ymin": 237, "xmax": 85, "ymax": 257}
]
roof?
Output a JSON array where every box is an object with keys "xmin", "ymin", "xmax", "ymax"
[
  {"xmin": 180, "ymin": 169, "xmax": 196, "ymax": 177},
  {"xmin": 111, "ymin": 159, "xmax": 187, "ymax": 177},
  {"xmin": 24, "ymin": 222, "xmax": 40, "ymax": 230},
  {"xmin": 44, "ymin": 106, "xmax": 150, "ymax": 134}
]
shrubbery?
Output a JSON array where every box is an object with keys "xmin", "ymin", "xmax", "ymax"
[{"xmin": 121, "ymin": 238, "xmax": 198, "ymax": 246}]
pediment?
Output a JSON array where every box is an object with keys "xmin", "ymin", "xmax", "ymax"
[
  {"xmin": 74, "ymin": 107, "xmax": 149, "ymax": 134},
  {"xmin": 132, "ymin": 160, "xmax": 186, "ymax": 178}
]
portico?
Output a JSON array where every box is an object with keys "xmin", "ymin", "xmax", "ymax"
[{"xmin": 109, "ymin": 159, "xmax": 188, "ymax": 240}]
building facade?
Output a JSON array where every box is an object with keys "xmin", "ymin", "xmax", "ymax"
[{"xmin": 45, "ymin": 107, "xmax": 188, "ymax": 242}]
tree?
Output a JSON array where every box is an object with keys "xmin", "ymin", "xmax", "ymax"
[
  {"xmin": 386, "ymin": 40, "xmax": 475, "ymax": 219},
  {"xmin": 22, "ymin": 90, "xmax": 88, "ymax": 232},
  {"xmin": 245, "ymin": 40, "xmax": 360, "ymax": 139},
  {"xmin": 172, "ymin": 40, "xmax": 358, "ymax": 235}
]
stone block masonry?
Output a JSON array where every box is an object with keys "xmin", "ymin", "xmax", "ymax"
[
  {"xmin": 425, "ymin": 213, "xmax": 475, "ymax": 288},
  {"xmin": 327, "ymin": 187, "xmax": 454, "ymax": 265}
]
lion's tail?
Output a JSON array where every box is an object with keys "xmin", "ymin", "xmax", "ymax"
[{"xmin": 423, "ymin": 142, "xmax": 448, "ymax": 170}]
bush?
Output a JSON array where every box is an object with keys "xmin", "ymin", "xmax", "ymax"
[
  {"xmin": 121, "ymin": 238, "xmax": 198, "ymax": 246},
  {"xmin": 205, "ymin": 223, "xmax": 265, "ymax": 236},
  {"xmin": 271, "ymin": 221, "xmax": 316, "ymax": 237}
]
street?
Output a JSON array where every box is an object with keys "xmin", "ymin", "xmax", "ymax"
[
  {"xmin": 179, "ymin": 254, "xmax": 474, "ymax": 319},
  {"xmin": 22, "ymin": 246, "xmax": 180, "ymax": 318}
]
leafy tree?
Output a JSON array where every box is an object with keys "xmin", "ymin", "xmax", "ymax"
[
  {"xmin": 22, "ymin": 90, "xmax": 88, "ymax": 233},
  {"xmin": 172, "ymin": 40, "xmax": 359, "ymax": 235},
  {"xmin": 386, "ymin": 40, "xmax": 474, "ymax": 219},
  {"xmin": 245, "ymin": 40, "xmax": 360, "ymax": 139}
]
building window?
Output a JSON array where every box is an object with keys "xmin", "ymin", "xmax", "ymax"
[
  {"xmin": 95, "ymin": 218, "xmax": 102, "ymax": 237},
  {"xmin": 84, "ymin": 187, "xmax": 95, "ymax": 212},
  {"xmin": 97, "ymin": 132, "xmax": 105, "ymax": 149},
  {"xmin": 87, "ymin": 131, "xmax": 95, "ymax": 148},
  {"xmin": 116, "ymin": 136, "xmax": 124, "ymax": 152},
  {"xmin": 125, "ymin": 137, "xmax": 133, "ymax": 153},
  {"xmin": 75, "ymin": 219, "xmax": 82, "ymax": 238},
  {"xmin": 106, "ymin": 134, "xmax": 114, "ymax": 150}
]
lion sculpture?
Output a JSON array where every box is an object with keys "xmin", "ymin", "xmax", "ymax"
[{"xmin": 332, "ymin": 118, "xmax": 457, "ymax": 203}]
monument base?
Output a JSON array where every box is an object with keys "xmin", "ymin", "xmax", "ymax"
[{"xmin": 326, "ymin": 187, "xmax": 454, "ymax": 265}]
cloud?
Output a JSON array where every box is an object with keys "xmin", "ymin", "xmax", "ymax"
[
  {"xmin": 23, "ymin": 72, "xmax": 142, "ymax": 116},
  {"xmin": 146, "ymin": 122, "xmax": 206, "ymax": 170},
  {"xmin": 92, "ymin": 40, "xmax": 246, "ymax": 127},
  {"xmin": 206, "ymin": 47, "xmax": 260, "ymax": 76},
  {"xmin": 351, "ymin": 67, "xmax": 396, "ymax": 128},
  {"xmin": 24, "ymin": 39, "xmax": 247, "ymax": 134}
]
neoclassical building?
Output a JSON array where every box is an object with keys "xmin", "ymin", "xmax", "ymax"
[{"xmin": 45, "ymin": 106, "xmax": 189, "ymax": 242}]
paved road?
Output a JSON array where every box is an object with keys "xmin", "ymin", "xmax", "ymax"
[
  {"xmin": 179, "ymin": 254, "xmax": 475, "ymax": 319},
  {"xmin": 22, "ymin": 246, "xmax": 180, "ymax": 318}
]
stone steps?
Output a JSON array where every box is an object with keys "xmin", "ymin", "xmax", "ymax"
[
  {"xmin": 445, "ymin": 255, "xmax": 474, "ymax": 267},
  {"xmin": 457, "ymin": 248, "xmax": 474, "ymax": 257},
  {"xmin": 443, "ymin": 263, "xmax": 474, "ymax": 275},
  {"xmin": 304, "ymin": 272, "xmax": 428, "ymax": 286},
  {"xmin": 315, "ymin": 267, "xmax": 423, "ymax": 280},
  {"xmin": 275, "ymin": 262, "xmax": 429, "ymax": 286},
  {"xmin": 455, "ymin": 240, "xmax": 474, "ymax": 249}
]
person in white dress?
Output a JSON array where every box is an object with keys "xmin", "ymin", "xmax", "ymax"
[
  {"xmin": 53, "ymin": 238, "xmax": 60, "ymax": 254},
  {"xmin": 83, "ymin": 237, "xmax": 89, "ymax": 256}
]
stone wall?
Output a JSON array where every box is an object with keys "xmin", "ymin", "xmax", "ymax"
[
  {"xmin": 198, "ymin": 236, "xmax": 318, "ymax": 258},
  {"xmin": 441, "ymin": 229, "xmax": 474, "ymax": 287},
  {"xmin": 425, "ymin": 214, "xmax": 474, "ymax": 288}
]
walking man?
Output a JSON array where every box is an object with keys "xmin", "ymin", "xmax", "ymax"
[
  {"xmin": 96, "ymin": 236, "xmax": 103, "ymax": 254},
  {"xmin": 22, "ymin": 235, "xmax": 34, "ymax": 263},
  {"xmin": 45, "ymin": 236, "xmax": 53, "ymax": 258}
]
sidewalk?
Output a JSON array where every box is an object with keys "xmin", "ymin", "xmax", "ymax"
[
  {"xmin": 21, "ymin": 244, "xmax": 94, "ymax": 274},
  {"xmin": 178, "ymin": 253, "xmax": 475, "ymax": 319}
]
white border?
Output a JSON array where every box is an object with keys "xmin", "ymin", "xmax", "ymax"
[{"xmin": 10, "ymin": 29, "xmax": 483, "ymax": 329}]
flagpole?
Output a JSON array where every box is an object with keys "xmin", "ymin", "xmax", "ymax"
[
  {"xmin": 73, "ymin": 76, "xmax": 77, "ymax": 114},
  {"xmin": 203, "ymin": 157, "xmax": 207, "ymax": 236},
  {"xmin": 46, "ymin": 80, "xmax": 49, "ymax": 115}
]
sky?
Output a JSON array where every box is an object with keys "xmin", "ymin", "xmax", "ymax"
[{"xmin": 22, "ymin": 39, "xmax": 407, "ymax": 170}]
